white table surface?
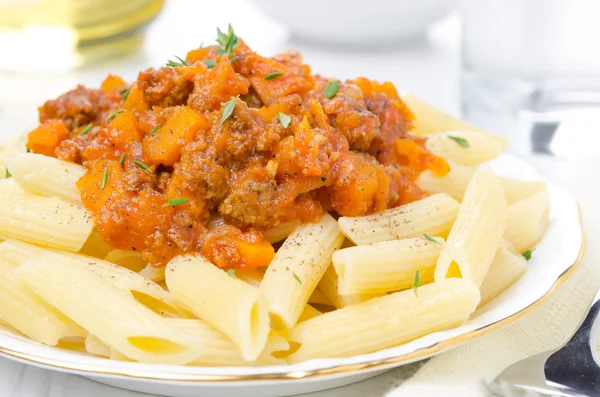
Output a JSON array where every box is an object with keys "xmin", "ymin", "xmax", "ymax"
[{"xmin": 1, "ymin": 2, "xmax": 595, "ymax": 396}]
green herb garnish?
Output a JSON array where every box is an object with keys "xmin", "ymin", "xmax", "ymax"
[
  {"xmin": 166, "ymin": 55, "xmax": 188, "ymax": 67},
  {"xmin": 149, "ymin": 124, "xmax": 161, "ymax": 135},
  {"xmin": 324, "ymin": 80, "xmax": 340, "ymax": 99},
  {"xmin": 227, "ymin": 269, "xmax": 236, "ymax": 278},
  {"xmin": 202, "ymin": 60, "xmax": 217, "ymax": 68},
  {"xmin": 119, "ymin": 152, "xmax": 126, "ymax": 166},
  {"xmin": 412, "ymin": 270, "xmax": 420, "ymax": 297},
  {"xmin": 278, "ymin": 112, "xmax": 291, "ymax": 128},
  {"xmin": 448, "ymin": 135, "xmax": 470, "ymax": 148},
  {"xmin": 5, "ymin": 167, "xmax": 10, "ymax": 178},
  {"xmin": 220, "ymin": 97, "xmax": 237, "ymax": 125},
  {"xmin": 26, "ymin": 146, "xmax": 31, "ymax": 153},
  {"xmin": 106, "ymin": 109, "xmax": 125, "ymax": 121},
  {"xmin": 100, "ymin": 167, "xmax": 108, "ymax": 190},
  {"xmin": 292, "ymin": 272, "xmax": 302, "ymax": 284},
  {"xmin": 423, "ymin": 233, "xmax": 441, "ymax": 245},
  {"xmin": 216, "ymin": 24, "xmax": 239, "ymax": 57},
  {"xmin": 120, "ymin": 87, "xmax": 131, "ymax": 101},
  {"xmin": 79, "ymin": 124, "xmax": 92, "ymax": 136},
  {"xmin": 133, "ymin": 160, "xmax": 151, "ymax": 171},
  {"xmin": 264, "ymin": 71, "xmax": 283, "ymax": 81},
  {"xmin": 164, "ymin": 197, "xmax": 189, "ymax": 207},
  {"xmin": 229, "ymin": 56, "xmax": 238, "ymax": 63},
  {"xmin": 522, "ymin": 249, "xmax": 533, "ymax": 260}
]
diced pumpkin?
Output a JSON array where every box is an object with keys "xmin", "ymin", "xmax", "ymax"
[
  {"xmin": 123, "ymin": 83, "xmax": 148, "ymax": 113},
  {"xmin": 27, "ymin": 119, "xmax": 68, "ymax": 156},
  {"xmin": 143, "ymin": 106, "xmax": 209, "ymax": 166},
  {"xmin": 394, "ymin": 139, "xmax": 449, "ymax": 180},
  {"xmin": 109, "ymin": 111, "xmax": 143, "ymax": 149},
  {"xmin": 76, "ymin": 160, "xmax": 125, "ymax": 212},
  {"xmin": 236, "ymin": 238, "xmax": 275, "ymax": 269},
  {"xmin": 100, "ymin": 75, "xmax": 127, "ymax": 94}
]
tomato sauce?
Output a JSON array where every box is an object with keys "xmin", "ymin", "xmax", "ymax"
[{"xmin": 26, "ymin": 28, "xmax": 448, "ymax": 269}]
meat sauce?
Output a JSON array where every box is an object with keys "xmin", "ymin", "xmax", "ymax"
[{"xmin": 27, "ymin": 28, "xmax": 449, "ymax": 270}]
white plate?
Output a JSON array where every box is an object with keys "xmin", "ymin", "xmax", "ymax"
[{"xmin": 0, "ymin": 154, "xmax": 584, "ymax": 397}]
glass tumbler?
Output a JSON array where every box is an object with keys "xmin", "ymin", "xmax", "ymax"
[{"xmin": 461, "ymin": 0, "xmax": 600, "ymax": 156}]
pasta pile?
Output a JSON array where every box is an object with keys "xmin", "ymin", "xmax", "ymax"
[{"xmin": 0, "ymin": 97, "xmax": 549, "ymax": 366}]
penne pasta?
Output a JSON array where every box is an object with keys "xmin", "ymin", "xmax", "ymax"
[
  {"xmin": 167, "ymin": 318, "xmax": 288, "ymax": 366},
  {"xmin": 6, "ymin": 153, "xmax": 85, "ymax": 205},
  {"xmin": 0, "ymin": 257, "xmax": 84, "ymax": 345},
  {"xmin": 298, "ymin": 304, "xmax": 322, "ymax": 323},
  {"xmin": 139, "ymin": 264, "xmax": 166, "ymax": 282},
  {"xmin": 425, "ymin": 130, "xmax": 506, "ymax": 166},
  {"xmin": 14, "ymin": 257, "xmax": 203, "ymax": 364},
  {"xmin": 260, "ymin": 213, "xmax": 344, "ymax": 329},
  {"xmin": 0, "ymin": 240, "xmax": 186, "ymax": 318},
  {"xmin": 317, "ymin": 265, "xmax": 383, "ymax": 309},
  {"xmin": 418, "ymin": 161, "xmax": 547, "ymax": 206},
  {"xmin": 263, "ymin": 220, "xmax": 301, "ymax": 244},
  {"xmin": 287, "ymin": 278, "xmax": 480, "ymax": 362},
  {"xmin": 79, "ymin": 230, "xmax": 113, "ymax": 259},
  {"xmin": 166, "ymin": 254, "xmax": 270, "ymax": 361},
  {"xmin": 234, "ymin": 268, "xmax": 265, "ymax": 288},
  {"xmin": 0, "ymin": 135, "xmax": 27, "ymax": 180},
  {"xmin": 0, "ymin": 191, "xmax": 94, "ymax": 252},
  {"xmin": 504, "ymin": 190, "xmax": 550, "ymax": 253},
  {"xmin": 338, "ymin": 193, "xmax": 460, "ymax": 245},
  {"xmin": 479, "ymin": 241, "xmax": 528, "ymax": 306},
  {"xmin": 333, "ymin": 237, "xmax": 443, "ymax": 295},
  {"xmin": 400, "ymin": 93, "xmax": 508, "ymax": 146},
  {"xmin": 0, "ymin": 178, "xmax": 26, "ymax": 194},
  {"xmin": 85, "ymin": 334, "xmax": 111, "ymax": 357},
  {"xmin": 104, "ymin": 249, "xmax": 147, "ymax": 273},
  {"xmin": 435, "ymin": 166, "xmax": 507, "ymax": 287},
  {"xmin": 308, "ymin": 288, "xmax": 332, "ymax": 306}
]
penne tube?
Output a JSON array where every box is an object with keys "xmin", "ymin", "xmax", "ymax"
[
  {"xmin": 401, "ymin": 93, "xmax": 508, "ymax": 146},
  {"xmin": 479, "ymin": 241, "xmax": 527, "ymax": 306},
  {"xmin": 234, "ymin": 268, "xmax": 265, "ymax": 288},
  {"xmin": 298, "ymin": 304, "xmax": 322, "ymax": 323},
  {"xmin": 6, "ymin": 153, "xmax": 85, "ymax": 205},
  {"xmin": 318, "ymin": 265, "xmax": 383, "ymax": 309},
  {"xmin": 287, "ymin": 278, "xmax": 480, "ymax": 362},
  {"xmin": 504, "ymin": 190, "xmax": 550, "ymax": 253},
  {"xmin": 0, "ymin": 178, "xmax": 26, "ymax": 194},
  {"xmin": 14, "ymin": 257, "xmax": 204, "ymax": 364},
  {"xmin": 435, "ymin": 166, "xmax": 507, "ymax": 287},
  {"xmin": 338, "ymin": 193, "xmax": 460, "ymax": 245},
  {"xmin": 418, "ymin": 161, "xmax": 547, "ymax": 205},
  {"xmin": 166, "ymin": 254, "xmax": 270, "ymax": 361},
  {"xmin": 167, "ymin": 318, "xmax": 288, "ymax": 366},
  {"xmin": 263, "ymin": 220, "xmax": 301, "ymax": 244},
  {"xmin": 260, "ymin": 213, "xmax": 344, "ymax": 329},
  {"xmin": 0, "ymin": 191, "xmax": 93, "ymax": 252},
  {"xmin": 85, "ymin": 334, "xmax": 111, "ymax": 357},
  {"xmin": 425, "ymin": 130, "xmax": 506, "ymax": 166},
  {"xmin": 79, "ymin": 230, "xmax": 113, "ymax": 259},
  {"xmin": 0, "ymin": 240, "xmax": 186, "ymax": 318},
  {"xmin": 333, "ymin": 237, "xmax": 443, "ymax": 295},
  {"xmin": 139, "ymin": 264, "xmax": 166, "ymax": 282},
  {"xmin": 0, "ymin": 135, "xmax": 27, "ymax": 180},
  {"xmin": 0, "ymin": 257, "xmax": 84, "ymax": 345},
  {"xmin": 308, "ymin": 288, "xmax": 332, "ymax": 306},
  {"xmin": 104, "ymin": 249, "xmax": 147, "ymax": 273}
]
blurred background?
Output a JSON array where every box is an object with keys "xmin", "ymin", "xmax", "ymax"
[{"xmin": 1, "ymin": 0, "xmax": 599, "ymax": 161}]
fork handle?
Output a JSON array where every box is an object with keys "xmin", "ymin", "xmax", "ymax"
[{"xmin": 543, "ymin": 288, "xmax": 600, "ymax": 395}]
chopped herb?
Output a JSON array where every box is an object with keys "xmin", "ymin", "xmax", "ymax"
[
  {"xmin": 227, "ymin": 269, "xmax": 236, "ymax": 278},
  {"xmin": 5, "ymin": 167, "xmax": 10, "ymax": 178},
  {"xmin": 100, "ymin": 167, "xmax": 108, "ymax": 190},
  {"xmin": 278, "ymin": 112, "xmax": 291, "ymax": 128},
  {"xmin": 522, "ymin": 249, "xmax": 533, "ymax": 260},
  {"xmin": 216, "ymin": 24, "xmax": 239, "ymax": 57},
  {"xmin": 164, "ymin": 197, "xmax": 189, "ymax": 207},
  {"xmin": 292, "ymin": 271, "xmax": 302, "ymax": 284},
  {"xmin": 149, "ymin": 124, "xmax": 161, "ymax": 135},
  {"xmin": 119, "ymin": 152, "xmax": 126, "ymax": 166},
  {"xmin": 229, "ymin": 56, "xmax": 238, "ymax": 63},
  {"xmin": 220, "ymin": 97, "xmax": 237, "ymax": 125},
  {"xmin": 264, "ymin": 71, "xmax": 283, "ymax": 81},
  {"xmin": 412, "ymin": 270, "xmax": 420, "ymax": 297},
  {"xmin": 202, "ymin": 60, "xmax": 217, "ymax": 68},
  {"xmin": 324, "ymin": 80, "xmax": 340, "ymax": 99},
  {"xmin": 26, "ymin": 146, "xmax": 31, "ymax": 153},
  {"xmin": 166, "ymin": 55, "xmax": 188, "ymax": 67},
  {"xmin": 423, "ymin": 233, "xmax": 441, "ymax": 245},
  {"xmin": 448, "ymin": 135, "xmax": 470, "ymax": 148},
  {"xmin": 133, "ymin": 160, "xmax": 151, "ymax": 171},
  {"xmin": 79, "ymin": 124, "xmax": 92, "ymax": 136},
  {"xmin": 106, "ymin": 109, "xmax": 125, "ymax": 121},
  {"xmin": 120, "ymin": 87, "xmax": 131, "ymax": 100}
]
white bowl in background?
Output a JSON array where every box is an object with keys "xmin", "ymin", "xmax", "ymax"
[{"xmin": 251, "ymin": 0, "xmax": 458, "ymax": 45}]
